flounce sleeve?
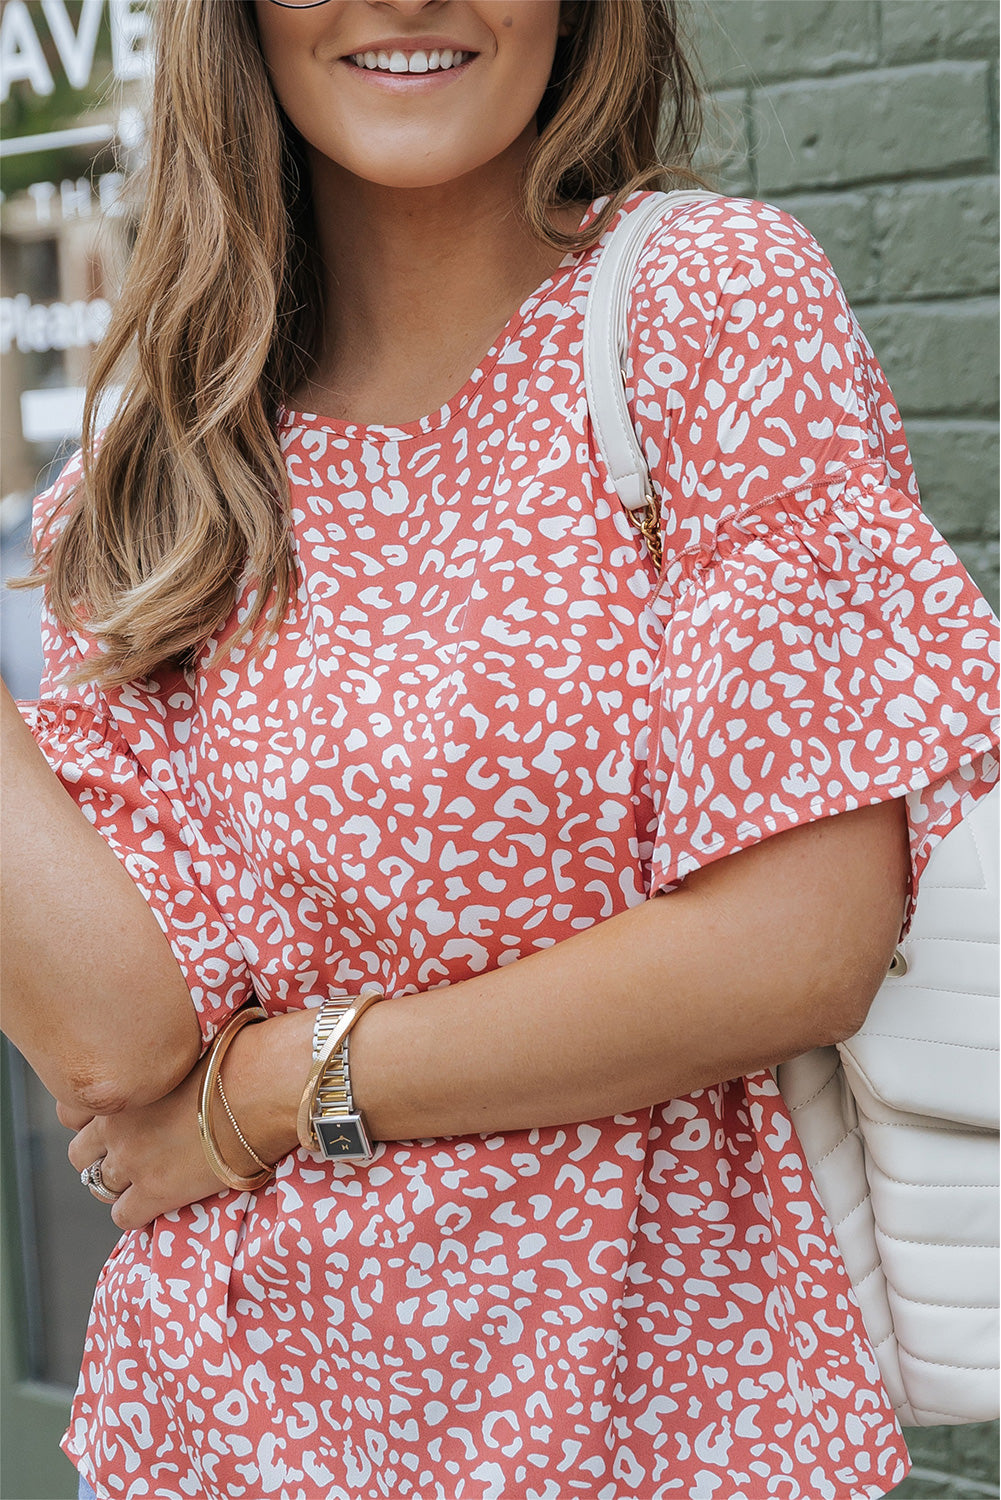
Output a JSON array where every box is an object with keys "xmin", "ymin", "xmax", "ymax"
[
  {"xmin": 646, "ymin": 460, "xmax": 999, "ymax": 921},
  {"xmin": 621, "ymin": 197, "xmax": 999, "ymax": 920},
  {"xmin": 20, "ymin": 451, "xmax": 252, "ymax": 1043}
]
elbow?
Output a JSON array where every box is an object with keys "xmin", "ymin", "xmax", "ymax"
[
  {"xmin": 807, "ymin": 859, "xmax": 907, "ymax": 1049},
  {"xmin": 65, "ymin": 1070, "xmax": 135, "ymax": 1118},
  {"xmin": 814, "ymin": 937, "xmax": 899, "ymax": 1048},
  {"xmin": 52, "ymin": 1036, "xmax": 200, "ymax": 1116},
  {"xmin": 4, "ymin": 975, "xmax": 203, "ymax": 1114}
]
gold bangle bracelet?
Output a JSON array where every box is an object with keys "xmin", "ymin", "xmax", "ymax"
[
  {"xmin": 216, "ymin": 1073, "xmax": 272, "ymax": 1175},
  {"xmin": 197, "ymin": 1004, "xmax": 273, "ymax": 1191},
  {"xmin": 295, "ymin": 986, "xmax": 384, "ymax": 1153}
]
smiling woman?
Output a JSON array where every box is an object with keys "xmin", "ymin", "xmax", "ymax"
[
  {"xmin": 257, "ymin": 0, "xmax": 563, "ymax": 191},
  {"xmin": 1, "ymin": 1, "xmax": 997, "ymax": 1498}
]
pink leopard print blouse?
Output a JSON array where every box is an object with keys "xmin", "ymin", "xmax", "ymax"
[{"xmin": 27, "ymin": 195, "xmax": 998, "ymax": 1500}]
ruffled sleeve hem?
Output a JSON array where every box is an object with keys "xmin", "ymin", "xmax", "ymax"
[
  {"xmin": 646, "ymin": 461, "xmax": 999, "ymax": 927},
  {"xmin": 23, "ymin": 697, "xmax": 252, "ymax": 1043}
]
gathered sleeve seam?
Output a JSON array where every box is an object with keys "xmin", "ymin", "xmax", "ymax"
[
  {"xmin": 678, "ymin": 458, "xmax": 886, "ymax": 564},
  {"xmin": 651, "ymin": 458, "xmax": 900, "ymax": 617}
]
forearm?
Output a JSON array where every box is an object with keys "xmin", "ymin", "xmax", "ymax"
[
  {"xmin": 1, "ymin": 682, "xmax": 200, "ymax": 1111},
  {"xmin": 72, "ymin": 801, "xmax": 905, "ymax": 1232},
  {"xmin": 230, "ymin": 801, "xmax": 907, "ymax": 1158}
]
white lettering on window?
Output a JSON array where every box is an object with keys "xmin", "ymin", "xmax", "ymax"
[
  {"xmin": 1, "ymin": 0, "xmax": 151, "ymax": 101},
  {"xmin": 0, "ymin": 295, "xmax": 112, "ymax": 355},
  {"xmin": 41, "ymin": 0, "xmax": 104, "ymax": 91},
  {"xmin": 109, "ymin": 0, "xmax": 152, "ymax": 83},
  {"xmin": 0, "ymin": 0, "xmax": 56, "ymax": 101}
]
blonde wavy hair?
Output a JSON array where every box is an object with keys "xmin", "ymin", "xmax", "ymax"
[{"xmin": 32, "ymin": 0, "xmax": 703, "ymax": 688}]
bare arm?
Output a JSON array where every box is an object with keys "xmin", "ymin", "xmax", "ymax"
[
  {"xmin": 1, "ymin": 681, "xmax": 201, "ymax": 1113},
  {"xmin": 70, "ymin": 797, "xmax": 908, "ymax": 1229},
  {"xmin": 248, "ymin": 797, "xmax": 908, "ymax": 1145}
]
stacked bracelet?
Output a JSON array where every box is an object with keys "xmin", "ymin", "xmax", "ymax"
[
  {"xmin": 296, "ymin": 985, "xmax": 384, "ymax": 1161},
  {"xmin": 216, "ymin": 1074, "xmax": 273, "ymax": 1175},
  {"xmin": 197, "ymin": 1004, "xmax": 275, "ymax": 1192}
]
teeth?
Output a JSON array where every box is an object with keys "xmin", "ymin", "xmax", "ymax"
[{"xmin": 350, "ymin": 48, "xmax": 468, "ymax": 74}]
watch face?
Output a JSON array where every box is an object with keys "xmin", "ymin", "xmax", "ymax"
[{"xmin": 314, "ymin": 1115, "xmax": 373, "ymax": 1161}]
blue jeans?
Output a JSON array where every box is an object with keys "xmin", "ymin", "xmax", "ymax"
[{"xmin": 78, "ymin": 1477, "xmax": 98, "ymax": 1500}]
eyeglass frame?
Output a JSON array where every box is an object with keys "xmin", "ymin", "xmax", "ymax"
[{"xmin": 267, "ymin": 0, "xmax": 333, "ymax": 10}]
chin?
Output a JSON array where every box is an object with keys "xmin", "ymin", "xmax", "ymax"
[{"xmin": 350, "ymin": 162, "xmax": 483, "ymax": 191}]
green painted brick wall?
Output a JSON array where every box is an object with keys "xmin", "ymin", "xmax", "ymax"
[
  {"xmin": 689, "ymin": 0, "xmax": 1000, "ymax": 616},
  {"xmin": 686, "ymin": 4, "xmax": 999, "ymax": 1497}
]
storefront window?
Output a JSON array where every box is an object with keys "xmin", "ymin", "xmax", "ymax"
[{"xmin": 2, "ymin": 0, "xmax": 152, "ymax": 1398}]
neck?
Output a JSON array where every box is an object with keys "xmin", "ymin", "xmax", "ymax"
[{"xmin": 299, "ymin": 132, "xmax": 583, "ymax": 416}]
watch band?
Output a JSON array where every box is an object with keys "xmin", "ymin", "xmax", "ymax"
[
  {"xmin": 296, "ymin": 986, "xmax": 383, "ymax": 1160},
  {"xmin": 310, "ymin": 1034, "xmax": 374, "ymax": 1160}
]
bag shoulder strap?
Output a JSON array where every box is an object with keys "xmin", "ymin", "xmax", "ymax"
[{"xmin": 583, "ymin": 189, "xmax": 719, "ymax": 514}]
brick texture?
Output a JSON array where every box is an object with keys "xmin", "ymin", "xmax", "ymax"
[
  {"xmin": 882, "ymin": 0, "xmax": 1001, "ymax": 64},
  {"xmin": 754, "ymin": 63, "xmax": 992, "ymax": 192},
  {"xmin": 698, "ymin": 0, "xmax": 879, "ymax": 84},
  {"xmin": 874, "ymin": 178, "xmax": 999, "ymax": 300},
  {"xmin": 691, "ymin": 0, "xmax": 999, "ymax": 612},
  {"xmin": 858, "ymin": 300, "xmax": 998, "ymax": 415}
]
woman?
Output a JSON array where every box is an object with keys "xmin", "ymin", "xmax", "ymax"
[{"xmin": 3, "ymin": 1, "xmax": 998, "ymax": 1497}]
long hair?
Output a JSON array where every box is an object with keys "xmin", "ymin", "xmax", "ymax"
[{"xmin": 32, "ymin": 0, "xmax": 703, "ymax": 688}]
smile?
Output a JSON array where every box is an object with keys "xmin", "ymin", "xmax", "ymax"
[{"xmin": 347, "ymin": 49, "xmax": 474, "ymax": 75}]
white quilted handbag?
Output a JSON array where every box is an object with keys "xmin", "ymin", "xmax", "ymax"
[
  {"xmin": 584, "ymin": 189, "xmax": 1001, "ymax": 1427},
  {"xmin": 776, "ymin": 785, "xmax": 999, "ymax": 1427}
]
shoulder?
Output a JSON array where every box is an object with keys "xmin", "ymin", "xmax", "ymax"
[
  {"xmin": 30, "ymin": 443, "xmax": 86, "ymax": 550},
  {"xmin": 616, "ymin": 193, "xmax": 845, "ymax": 341},
  {"xmin": 624, "ymin": 192, "xmax": 835, "ymax": 286}
]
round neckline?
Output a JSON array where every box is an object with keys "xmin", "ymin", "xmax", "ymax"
[{"xmin": 278, "ymin": 198, "xmax": 609, "ymax": 443}]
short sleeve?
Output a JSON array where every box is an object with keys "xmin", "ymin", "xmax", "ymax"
[
  {"xmin": 21, "ymin": 451, "xmax": 252, "ymax": 1043},
  {"xmin": 624, "ymin": 199, "xmax": 999, "ymax": 918}
]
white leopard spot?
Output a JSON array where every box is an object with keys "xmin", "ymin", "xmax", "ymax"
[
  {"xmin": 493, "ymin": 787, "xmax": 549, "ymax": 825},
  {"xmin": 874, "ymin": 647, "xmax": 914, "ymax": 682},
  {"xmin": 482, "ymin": 616, "xmax": 532, "ymax": 647},
  {"xmin": 518, "ymin": 1233, "xmax": 546, "ymax": 1259},
  {"xmin": 748, "ymin": 640, "xmax": 775, "ymax": 672},
  {"xmin": 372, "ymin": 480, "xmax": 410, "ymax": 515},
  {"xmin": 716, "ymin": 402, "xmax": 750, "ymax": 455},
  {"xmin": 923, "ymin": 576, "xmax": 964, "ymax": 614},
  {"xmin": 884, "ymin": 694, "xmax": 925, "ymax": 729},
  {"xmin": 396, "ymin": 1297, "xmax": 420, "ymax": 1325},
  {"xmin": 736, "ymin": 1329, "xmax": 773, "ymax": 1366}
]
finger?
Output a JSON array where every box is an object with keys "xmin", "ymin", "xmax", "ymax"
[
  {"xmin": 67, "ymin": 1122, "xmax": 106, "ymax": 1174},
  {"xmin": 80, "ymin": 1156, "xmax": 131, "ymax": 1205},
  {"xmin": 93, "ymin": 1158, "xmax": 130, "ymax": 1197},
  {"xmin": 56, "ymin": 1100, "xmax": 94, "ymax": 1131},
  {"xmin": 110, "ymin": 1186, "xmax": 154, "ymax": 1233}
]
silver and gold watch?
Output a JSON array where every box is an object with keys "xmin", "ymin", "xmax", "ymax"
[{"xmin": 300, "ymin": 987, "xmax": 383, "ymax": 1162}]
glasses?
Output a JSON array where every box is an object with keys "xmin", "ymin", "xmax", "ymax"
[{"xmin": 267, "ymin": 0, "xmax": 333, "ymax": 8}]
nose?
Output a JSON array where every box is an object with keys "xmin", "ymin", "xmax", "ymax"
[{"xmin": 367, "ymin": 0, "xmax": 443, "ymax": 12}]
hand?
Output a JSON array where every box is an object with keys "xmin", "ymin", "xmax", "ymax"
[
  {"xmin": 61, "ymin": 1006, "xmax": 311, "ymax": 1230},
  {"xmin": 62, "ymin": 1056, "xmax": 236, "ymax": 1231}
]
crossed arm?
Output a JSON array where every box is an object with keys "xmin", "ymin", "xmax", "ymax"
[{"xmin": 2, "ymin": 682, "xmax": 909, "ymax": 1231}]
